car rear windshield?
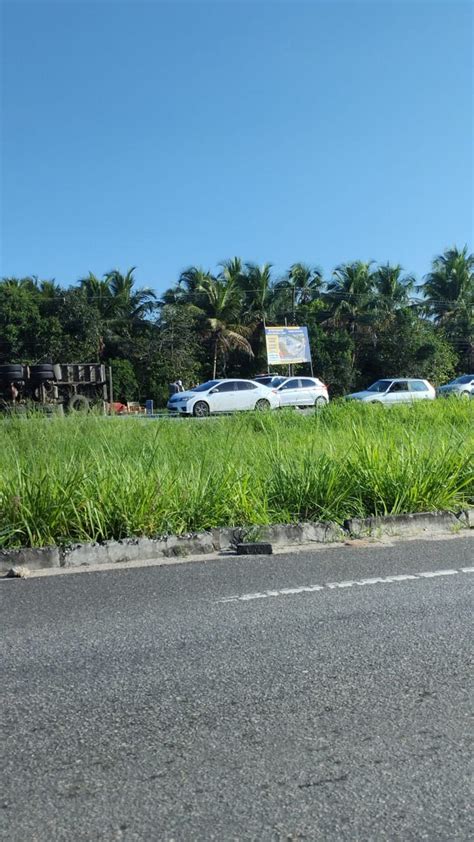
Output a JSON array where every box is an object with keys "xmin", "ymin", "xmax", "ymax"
[
  {"xmin": 366, "ymin": 380, "xmax": 392, "ymax": 392},
  {"xmin": 190, "ymin": 380, "xmax": 220, "ymax": 392}
]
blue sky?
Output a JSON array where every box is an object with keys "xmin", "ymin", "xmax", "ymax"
[{"xmin": 1, "ymin": 0, "xmax": 472, "ymax": 293}]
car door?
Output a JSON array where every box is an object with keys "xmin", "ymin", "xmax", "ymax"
[
  {"xmin": 384, "ymin": 381, "xmax": 410, "ymax": 404},
  {"xmin": 207, "ymin": 381, "xmax": 237, "ymax": 412},
  {"xmin": 299, "ymin": 378, "xmax": 319, "ymax": 406},
  {"xmin": 234, "ymin": 381, "xmax": 259, "ymax": 410},
  {"xmin": 277, "ymin": 378, "xmax": 301, "ymax": 407}
]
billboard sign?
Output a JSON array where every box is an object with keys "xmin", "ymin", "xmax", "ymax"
[{"xmin": 264, "ymin": 326, "xmax": 311, "ymax": 365}]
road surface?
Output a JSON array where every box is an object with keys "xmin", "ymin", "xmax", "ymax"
[{"xmin": 1, "ymin": 535, "xmax": 472, "ymax": 841}]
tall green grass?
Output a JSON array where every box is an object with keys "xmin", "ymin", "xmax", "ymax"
[{"xmin": 0, "ymin": 400, "xmax": 472, "ymax": 547}]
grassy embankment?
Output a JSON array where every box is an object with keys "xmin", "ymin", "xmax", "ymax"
[{"xmin": 0, "ymin": 400, "xmax": 472, "ymax": 548}]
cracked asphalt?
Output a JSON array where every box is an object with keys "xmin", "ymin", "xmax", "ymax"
[{"xmin": 1, "ymin": 535, "xmax": 472, "ymax": 841}]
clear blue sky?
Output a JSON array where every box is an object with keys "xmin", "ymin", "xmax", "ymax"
[{"xmin": 1, "ymin": 0, "xmax": 472, "ymax": 294}]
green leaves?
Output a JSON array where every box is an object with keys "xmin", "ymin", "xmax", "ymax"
[{"xmin": 0, "ymin": 401, "xmax": 472, "ymax": 548}]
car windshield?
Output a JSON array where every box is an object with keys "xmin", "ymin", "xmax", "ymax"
[
  {"xmin": 366, "ymin": 380, "xmax": 392, "ymax": 393},
  {"xmin": 190, "ymin": 380, "xmax": 220, "ymax": 392},
  {"xmin": 451, "ymin": 375, "xmax": 472, "ymax": 385}
]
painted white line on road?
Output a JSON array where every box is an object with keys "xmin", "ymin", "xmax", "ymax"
[
  {"xmin": 218, "ymin": 567, "xmax": 473, "ymax": 604},
  {"xmin": 417, "ymin": 569, "xmax": 458, "ymax": 578}
]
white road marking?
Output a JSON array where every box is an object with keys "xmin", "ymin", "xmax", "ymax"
[
  {"xmin": 218, "ymin": 567, "xmax": 473, "ymax": 604},
  {"xmin": 418, "ymin": 569, "xmax": 458, "ymax": 578}
]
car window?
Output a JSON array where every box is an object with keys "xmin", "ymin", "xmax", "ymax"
[
  {"xmin": 300, "ymin": 379, "xmax": 316, "ymax": 387},
  {"xmin": 254, "ymin": 377, "xmax": 273, "ymax": 386},
  {"xmin": 191, "ymin": 380, "xmax": 220, "ymax": 392},
  {"xmin": 212, "ymin": 381, "xmax": 236, "ymax": 393},
  {"xmin": 452, "ymin": 375, "xmax": 474, "ymax": 385},
  {"xmin": 388, "ymin": 381, "xmax": 408, "ymax": 392},
  {"xmin": 366, "ymin": 380, "xmax": 391, "ymax": 392},
  {"xmin": 235, "ymin": 381, "xmax": 257, "ymax": 391},
  {"xmin": 409, "ymin": 381, "xmax": 428, "ymax": 392},
  {"xmin": 278, "ymin": 379, "xmax": 300, "ymax": 390}
]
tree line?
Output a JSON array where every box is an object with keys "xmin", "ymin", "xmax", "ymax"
[{"xmin": 0, "ymin": 246, "xmax": 472, "ymax": 404}]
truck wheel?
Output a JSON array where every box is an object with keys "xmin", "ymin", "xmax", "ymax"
[
  {"xmin": 68, "ymin": 394, "xmax": 91, "ymax": 413},
  {"xmin": 0, "ymin": 364, "xmax": 25, "ymax": 382},
  {"xmin": 30, "ymin": 364, "xmax": 55, "ymax": 381}
]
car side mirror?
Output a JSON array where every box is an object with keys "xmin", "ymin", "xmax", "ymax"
[{"xmin": 209, "ymin": 388, "xmax": 218, "ymax": 394}]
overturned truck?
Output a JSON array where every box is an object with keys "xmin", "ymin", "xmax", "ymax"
[{"xmin": 0, "ymin": 363, "xmax": 109, "ymax": 413}]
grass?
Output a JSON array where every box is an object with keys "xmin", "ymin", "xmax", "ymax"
[{"xmin": 0, "ymin": 400, "xmax": 473, "ymax": 548}]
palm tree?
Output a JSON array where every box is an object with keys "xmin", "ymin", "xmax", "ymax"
[
  {"xmin": 194, "ymin": 273, "xmax": 253, "ymax": 378},
  {"xmin": 219, "ymin": 257, "xmax": 245, "ymax": 287},
  {"xmin": 421, "ymin": 246, "xmax": 473, "ymax": 320},
  {"xmin": 0, "ymin": 276, "xmax": 39, "ymax": 293},
  {"xmin": 79, "ymin": 268, "xmax": 157, "ymax": 356},
  {"xmin": 372, "ymin": 263, "xmax": 414, "ymax": 317},
  {"xmin": 275, "ymin": 263, "xmax": 322, "ymax": 321},
  {"xmin": 79, "ymin": 272, "xmax": 113, "ymax": 318},
  {"xmin": 105, "ymin": 268, "xmax": 157, "ymax": 330},
  {"xmin": 421, "ymin": 246, "xmax": 474, "ymax": 368},
  {"xmin": 324, "ymin": 261, "xmax": 376, "ymax": 334},
  {"xmin": 239, "ymin": 262, "xmax": 274, "ymax": 327}
]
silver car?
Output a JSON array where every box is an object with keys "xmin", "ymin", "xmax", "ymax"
[
  {"xmin": 346, "ymin": 378, "xmax": 435, "ymax": 404},
  {"xmin": 271, "ymin": 376, "xmax": 329, "ymax": 408},
  {"xmin": 436, "ymin": 374, "xmax": 474, "ymax": 399},
  {"xmin": 167, "ymin": 379, "xmax": 280, "ymax": 417}
]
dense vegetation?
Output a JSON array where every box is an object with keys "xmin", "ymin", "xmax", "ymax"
[
  {"xmin": 0, "ymin": 401, "xmax": 472, "ymax": 548},
  {"xmin": 1, "ymin": 247, "xmax": 472, "ymax": 404}
]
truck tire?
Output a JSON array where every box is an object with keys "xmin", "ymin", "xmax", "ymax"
[
  {"xmin": 0, "ymin": 364, "xmax": 25, "ymax": 382},
  {"xmin": 68, "ymin": 394, "xmax": 91, "ymax": 413},
  {"xmin": 30, "ymin": 364, "xmax": 55, "ymax": 377},
  {"xmin": 29, "ymin": 365, "xmax": 55, "ymax": 383}
]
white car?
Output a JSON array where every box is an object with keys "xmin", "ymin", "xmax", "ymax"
[
  {"xmin": 346, "ymin": 378, "xmax": 435, "ymax": 404},
  {"xmin": 270, "ymin": 376, "xmax": 329, "ymax": 408},
  {"xmin": 167, "ymin": 379, "xmax": 280, "ymax": 417},
  {"xmin": 436, "ymin": 375, "xmax": 474, "ymax": 399}
]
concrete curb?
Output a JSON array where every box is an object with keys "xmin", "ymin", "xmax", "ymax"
[
  {"xmin": 1, "ymin": 510, "xmax": 472, "ymax": 575},
  {"xmin": 344, "ymin": 510, "xmax": 468, "ymax": 538}
]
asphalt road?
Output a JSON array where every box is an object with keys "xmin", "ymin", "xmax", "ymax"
[{"xmin": 1, "ymin": 535, "xmax": 472, "ymax": 841}]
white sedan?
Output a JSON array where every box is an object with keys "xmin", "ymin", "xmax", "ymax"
[{"xmin": 167, "ymin": 379, "xmax": 280, "ymax": 417}]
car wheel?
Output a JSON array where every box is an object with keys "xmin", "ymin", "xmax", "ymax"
[
  {"xmin": 193, "ymin": 401, "xmax": 210, "ymax": 417},
  {"xmin": 255, "ymin": 399, "xmax": 270, "ymax": 411},
  {"xmin": 370, "ymin": 400, "xmax": 382, "ymax": 405},
  {"xmin": 314, "ymin": 396, "xmax": 327, "ymax": 409},
  {"xmin": 460, "ymin": 391, "xmax": 470, "ymax": 400}
]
